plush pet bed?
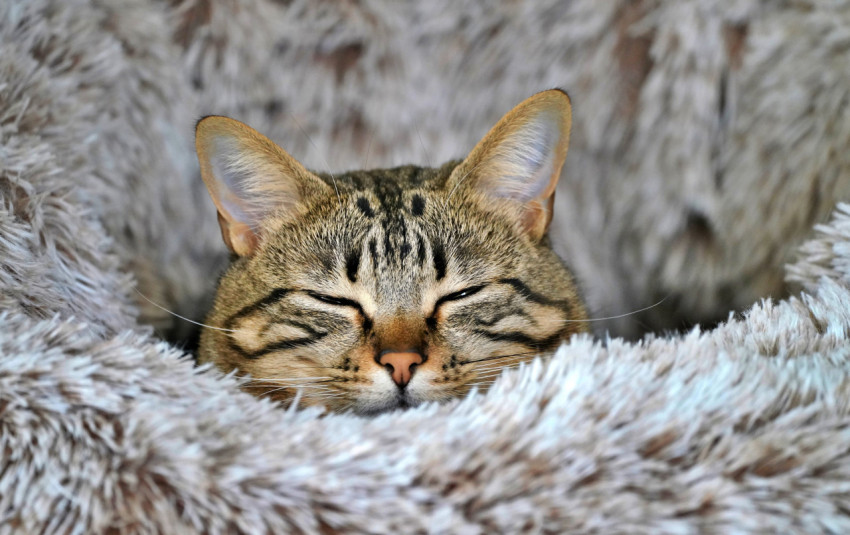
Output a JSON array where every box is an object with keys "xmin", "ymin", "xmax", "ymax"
[{"xmin": 2, "ymin": 1, "xmax": 850, "ymax": 532}]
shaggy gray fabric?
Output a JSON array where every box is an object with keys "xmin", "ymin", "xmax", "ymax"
[{"xmin": 2, "ymin": 0, "xmax": 850, "ymax": 533}]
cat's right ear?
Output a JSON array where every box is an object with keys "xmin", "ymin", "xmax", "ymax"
[
  {"xmin": 447, "ymin": 89, "xmax": 572, "ymax": 241},
  {"xmin": 195, "ymin": 116, "xmax": 329, "ymax": 256}
]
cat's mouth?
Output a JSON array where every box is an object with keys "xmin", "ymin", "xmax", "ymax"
[
  {"xmin": 355, "ymin": 389, "xmax": 419, "ymax": 416},
  {"xmin": 383, "ymin": 390, "xmax": 417, "ymax": 412},
  {"xmin": 395, "ymin": 395, "xmax": 414, "ymax": 410}
]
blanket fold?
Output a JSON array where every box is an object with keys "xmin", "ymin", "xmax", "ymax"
[{"xmin": 2, "ymin": 1, "xmax": 850, "ymax": 533}]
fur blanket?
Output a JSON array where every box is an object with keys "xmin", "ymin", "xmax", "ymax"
[{"xmin": 2, "ymin": 0, "xmax": 850, "ymax": 532}]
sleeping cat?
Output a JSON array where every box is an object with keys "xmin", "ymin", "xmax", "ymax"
[{"xmin": 195, "ymin": 89, "xmax": 588, "ymax": 414}]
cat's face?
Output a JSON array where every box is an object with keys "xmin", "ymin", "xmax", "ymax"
[{"xmin": 196, "ymin": 90, "xmax": 588, "ymax": 414}]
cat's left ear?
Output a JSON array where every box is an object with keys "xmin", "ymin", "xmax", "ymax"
[
  {"xmin": 448, "ymin": 89, "xmax": 571, "ymax": 241},
  {"xmin": 195, "ymin": 116, "xmax": 330, "ymax": 256}
]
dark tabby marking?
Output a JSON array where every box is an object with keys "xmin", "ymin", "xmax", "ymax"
[
  {"xmin": 227, "ymin": 288, "xmax": 292, "ymax": 321},
  {"xmin": 432, "ymin": 241, "xmax": 447, "ymax": 280},
  {"xmin": 195, "ymin": 89, "xmax": 588, "ymax": 414},
  {"xmin": 356, "ymin": 197, "xmax": 374, "ymax": 217},
  {"xmin": 416, "ymin": 234, "xmax": 427, "ymax": 267},
  {"xmin": 368, "ymin": 238, "xmax": 379, "ymax": 270},
  {"xmin": 345, "ymin": 249, "xmax": 360, "ymax": 282},
  {"xmin": 411, "ymin": 194, "xmax": 426, "ymax": 216}
]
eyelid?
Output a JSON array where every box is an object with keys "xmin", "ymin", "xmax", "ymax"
[
  {"xmin": 435, "ymin": 284, "xmax": 486, "ymax": 308},
  {"xmin": 305, "ymin": 291, "xmax": 361, "ymax": 309}
]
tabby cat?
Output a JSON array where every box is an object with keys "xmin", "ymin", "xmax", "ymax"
[{"xmin": 196, "ymin": 89, "xmax": 588, "ymax": 415}]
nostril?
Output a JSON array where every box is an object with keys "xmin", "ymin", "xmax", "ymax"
[{"xmin": 378, "ymin": 351, "xmax": 424, "ymax": 387}]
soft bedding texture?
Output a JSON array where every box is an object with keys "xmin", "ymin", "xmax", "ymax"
[{"xmin": 2, "ymin": 1, "xmax": 850, "ymax": 533}]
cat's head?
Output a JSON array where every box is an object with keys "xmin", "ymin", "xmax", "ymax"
[{"xmin": 195, "ymin": 89, "xmax": 587, "ymax": 414}]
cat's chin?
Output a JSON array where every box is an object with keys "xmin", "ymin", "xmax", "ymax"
[{"xmin": 350, "ymin": 391, "xmax": 421, "ymax": 416}]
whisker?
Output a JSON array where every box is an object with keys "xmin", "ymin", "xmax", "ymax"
[
  {"xmin": 415, "ymin": 125, "xmax": 431, "ymax": 167},
  {"xmin": 473, "ymin": 364, "xmax": 529, "ymax": 375},
  {"xmin": 308, "ymin": 393, "xmax": 346, "ymax": 400},
  {"xmin": 242, "ymin": 385, "xmax": 331, "ymax": 392},
  {"xmin": 560, "ymin": 295, "xmax": 671, "ymax": 323},
  {"xmin": 258, "ymin": 386, "xmax": 292, "ymax": 396},
  {"xmin": 472, "ymin": 374, "xmax": 507, "ymax": 382},
  {"xmin": 473, "ymin": 353, "xmax": 540, "ymax": 365},
  {"xmin": 444, "ymin": 159, "xmax": 487, "ymax": 207},
  {"xmin": 474, "ymin": 363, "xmax": 527, "ymax": 374},
  {"xmin": 363, "ymin": 124, "xmax": 375, "ymax": 168},
  {"xmin": 134, "ymin": 288, "xmax": 238, "ymax": 333},
  {"xmin": 260, "ymin": 385, "xmax": 343, "ymax": 397},
  {"xmin": 298, "ymin": 393, "xmax": 346, "ymax": 400},
  {"xmin": 291, "ymin": 114, "xmax": 342, "ymax": 209},
  {"xmin": 474, "ymin": 366, "xmax": 524, "ymax": 376},
  {"xmin": 244, "ymin": 376, "xmax": 334, "ymax": 383},
  {"xmin": 469, "ymin": 378, "xmax": 500, "ymax": 385},
  {"xmin": 245, "ymin": 382, "xmax": 334, "ymax": 390},
  {"xmin": 461, "ymin": 350, "xmax": 541, "ymax": 366},
  {"xmin": 248, "ymin": 379, "xmax": 341, "ymax": 387},
  {"xmin": 365, "ymin": 96, "xmax": 386, "ymax": 170},
  {"xmin": 467, "ymin": 381, "xmax": 498, "ymax": 390},
  {"xmin": 250, "ymin": 364, "xmax": 345, "ymax": 373}
]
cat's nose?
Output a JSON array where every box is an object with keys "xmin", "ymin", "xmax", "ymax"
[{"xmin": 378, "ymin": 350, "xmax": 424, "ymax": 387}]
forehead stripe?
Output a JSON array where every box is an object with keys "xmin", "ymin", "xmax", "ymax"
[
  {"xmin": 411, "ymin": 194, "xmax": 425, "ymax": 216},
  {"xmin": 345, "ymin": 249, "xmax": 361, "ymax": 282},
  {"xmin": 356, "ymin": 197, "xmax": 375, "ymax": 217},
  {"xmin": 432, "ymin": 240, "xmax": 447, "ymax": 280},
  {"xmin": 416, "ymin": 234, "xmax": 426, "ymax": 267},
  {"xmin": 368, "ymin": 238, "xmax": 379, "ymax": 269}
]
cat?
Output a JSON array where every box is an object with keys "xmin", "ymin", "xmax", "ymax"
[{"xmin": 195, "ymin": 89, "xmax": 588, "ymax": 415}]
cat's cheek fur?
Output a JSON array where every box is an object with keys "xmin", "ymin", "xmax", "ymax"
[{"xmin": 404, "ymin": 370, "xmax": 441, "ymax": 404}]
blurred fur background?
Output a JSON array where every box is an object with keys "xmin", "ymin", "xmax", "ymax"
[
  {"xmin": 174, "ymin": 0, "xmax": 850, "ymax": 339},
  {"xmin": 3, "ymin": 1, "xmax": 850, "ymax": 532},
  {"xmin": 3, "ymin": 0, "xmax": 848, "ymax": 340}
]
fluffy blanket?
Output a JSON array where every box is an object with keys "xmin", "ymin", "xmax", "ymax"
[{"xmin": 2, "ymin": 1, "xmax": 850, "ymax": 532}]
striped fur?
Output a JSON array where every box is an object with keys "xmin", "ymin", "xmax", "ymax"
[{"xmin": 197, "ymin": 90, "xmax": 588, "ymax": 414}]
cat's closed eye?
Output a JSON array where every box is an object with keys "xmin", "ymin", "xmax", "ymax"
[
  {"xmin": 306, "ymin": 291, "xmax": 361, "ymax": 309},
  {"xmin": 436, "ymin": 285, "xmax": 486, "ymax": 305},
  {"xmin": 196, "ymin": 89, "xmax": 588, "ymax": 414}
]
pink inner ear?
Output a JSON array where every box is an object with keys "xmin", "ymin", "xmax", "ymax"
[
  {"xmin": 514, "ymin": 119, "xmax": 560, "ymax": 200},
  {"xmin": 217, "ymin": 212, "xmax": 258, "ymax": 257},
  {"xmin": 519, "ymin": 194, "xmax": 556, "ymax": 240},
  {"xmin": 208, "ymin": 137, "xmax": 260, "ymax": 226},
  {"xmin": 217, "ymin": 187, "xmax": 252, "ymax": 229},
  {"xmin": 479, "ymin": 112, "xmax": 563, "ymax": 204},
  {"xmin": 450, "ymin": 91, "xmax": 571, "ymax": 241},
  {"xmin": 197, "ymin": 116, "xmax": 323, "ymax": 256},
  {"xmin": 205, "ymin": 133, "xmax": 308, "ymax": 235}
]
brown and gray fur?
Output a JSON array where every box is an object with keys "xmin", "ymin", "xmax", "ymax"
[{"xmin": 196, "ymin": 90, "xmax": 588, "ymax": 414}]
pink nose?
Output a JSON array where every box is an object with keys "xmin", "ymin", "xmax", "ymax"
[{"xmin": 378, "ymin": 351, "xmax": 423, "ymax": 387}]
